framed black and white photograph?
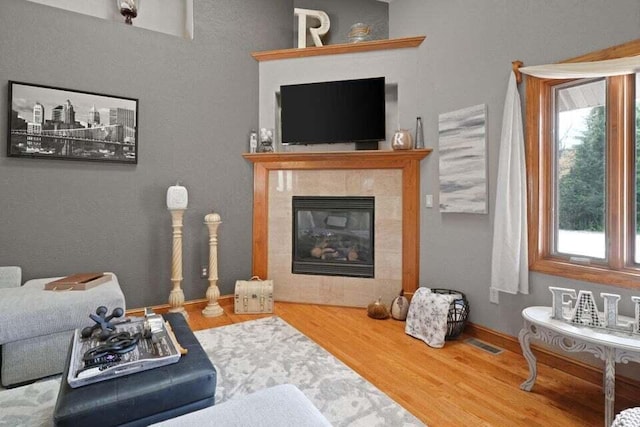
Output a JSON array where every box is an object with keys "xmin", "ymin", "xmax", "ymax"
[{"xmin": 7, "ymin": 81, "xmax": 138, "ymax": 164}]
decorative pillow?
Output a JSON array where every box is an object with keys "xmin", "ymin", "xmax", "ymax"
[{"xmin": 405, "ymin": 287, "xmax": 456, "ymax": 348}]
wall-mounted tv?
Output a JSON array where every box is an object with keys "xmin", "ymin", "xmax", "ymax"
[{"xmin": 280, "ymin": 77, "xmax": 386, "ymax": 145}]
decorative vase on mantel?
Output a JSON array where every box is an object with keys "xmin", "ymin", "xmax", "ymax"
[{"xmin": 392, "ymin": 129, "xmax": 413, "ymax": 150}]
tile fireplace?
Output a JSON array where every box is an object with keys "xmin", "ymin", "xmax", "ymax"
[{"xmin": 243, "ymin": 150, "xmax": 431, "ymax": 307}]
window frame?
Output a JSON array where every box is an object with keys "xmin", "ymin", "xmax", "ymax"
[{"xmin": 526, "ymin": 40, "xmax": 640, "ymax": 289}]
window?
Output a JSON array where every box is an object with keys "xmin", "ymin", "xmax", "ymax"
[
  {"xmin": 553, "ymin": 79, "xmax": 607, "ymax": 261},
  {"xmin": 526, "ymin": 41, "xmax": 640, "ymax": 289}
]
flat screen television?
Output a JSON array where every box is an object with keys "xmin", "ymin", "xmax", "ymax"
[{"xmin": 280, "ymin": 77, "xmax": 385, "ymax": 145}]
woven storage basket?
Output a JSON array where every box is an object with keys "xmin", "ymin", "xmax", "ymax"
[{"xmin": 431, "ymin": 288, "xmax": 470, "ymax": 340}]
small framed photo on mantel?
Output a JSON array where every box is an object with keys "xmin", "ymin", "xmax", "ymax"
[{"xmin": 7, "ymin": 81, "xmax": 138, "ymax": 164}]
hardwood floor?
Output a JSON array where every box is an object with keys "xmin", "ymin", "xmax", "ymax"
[{"xmin": 178, "ymin": 299, "xmax": 640, "ymax": 426}]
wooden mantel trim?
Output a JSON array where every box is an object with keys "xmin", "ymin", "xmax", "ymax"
[
  {"xmin": 251, "ymin": 36, "xmax": 426, "ymax": 62},
  {"xmin": 243, "ymin": 149, "xmax": 432, "ymax": 297},
  {"xmin": 243, "ymin": 149, "xmax": 431, "ymax": 164}
]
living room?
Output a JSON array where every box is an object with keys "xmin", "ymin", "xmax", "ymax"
[{"xmin": 2, "ymin": 0, "xmax": 640, "ymax": 426}]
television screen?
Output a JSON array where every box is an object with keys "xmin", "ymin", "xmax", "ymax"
[{"xmin": 280, "ymin": 77, "xmax": 385, "ymax": 145}]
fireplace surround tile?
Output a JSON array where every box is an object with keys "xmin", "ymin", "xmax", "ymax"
[
  {"xmin": 273, "ymin": 277, "xmax": 302, "ymax": 301},
  {"xmin": 318, "ymin": 279, "xmax": 345, "ymax": 305},
  {"xmin": 375, "ymin": 195, "xmax": 403, "ymax": 221},
  {"xmin": 267, "ymin": 168, "xmax": 403, "ymax": 307},
  {"xmin": 268, "ymin": 218, "xmax": 291, "ymax": 256},
  {"xmin": 375, "ymin": 219, "xmax": 402, "ymax": 255},
  {"xmin": 345, "ymin": 169, "xmax": 402, "ymax": 195}
]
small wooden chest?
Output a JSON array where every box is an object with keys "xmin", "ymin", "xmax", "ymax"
[{"xmin": 234, "ymin": 277, "xmax": 274, "ymax": 314}]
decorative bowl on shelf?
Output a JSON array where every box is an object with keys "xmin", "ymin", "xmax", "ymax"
[{"xmin": 348, "ymin": 23, "xmax": 372, "ymax": 43}]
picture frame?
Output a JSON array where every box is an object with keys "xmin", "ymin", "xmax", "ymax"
[
  {"xmin": 438, "ymin": 103, "xmax": 488, "ymax": 214},
  {"xmin": 7, "ymin": 81, "xmax": 138, "ymax": 164}
]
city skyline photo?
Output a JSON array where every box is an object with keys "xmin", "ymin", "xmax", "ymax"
[{"xmin": 7, "ymin": 81, "xmax": 138, "ymax": 164}]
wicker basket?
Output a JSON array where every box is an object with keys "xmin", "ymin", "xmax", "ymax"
[{"xmin": 431, "ymin": 288, "xmax": 470, "ymax": 340}]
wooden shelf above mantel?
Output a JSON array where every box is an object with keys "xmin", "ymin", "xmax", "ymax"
[{"xmin": 251, "ymin": 36, "xmax": 426, "ymax": 62}]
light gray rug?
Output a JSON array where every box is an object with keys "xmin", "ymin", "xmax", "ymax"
[
  {"xmin": 0, "ymin": 377, "xmax": 59, "ymax": 427},
  {"xmin": 0, "ymin": 316, "xmax": 424, "ymax": 427},
  {"xmin": 196, "ymin": 316, "xmax": 423, "ymax": 426}
]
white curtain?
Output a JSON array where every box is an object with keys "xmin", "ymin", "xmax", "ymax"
[
  {"xmin": 490, "ymin": 71, "xmax": 528, "ymax": 303},
  {"xmin": 490, "ymin": 54, "xmax": 640, "ymax": 304}
]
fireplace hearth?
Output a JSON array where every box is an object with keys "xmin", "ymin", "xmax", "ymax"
[{"xmin": 292, "ymin": 196, "xmax": 374, "ymax": 278}]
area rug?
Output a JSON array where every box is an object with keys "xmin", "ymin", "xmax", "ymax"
[
  {"xmin": 0, "ymin": 377, "xmax": 59, "ymax": 427},
  {"xmin": 196, "ymin": 316, "xmax": 423, "ymax": 426},
  {"xmin": 0, "ymin": 316, "xmax": 424, "ymax": 427}
]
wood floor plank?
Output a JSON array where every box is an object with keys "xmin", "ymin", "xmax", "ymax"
[{"xmin": 180, "ymin": 301, "xmax": 640, "ymax": 426}]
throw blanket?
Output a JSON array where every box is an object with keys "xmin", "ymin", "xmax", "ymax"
[{"xmin": 405, "ymin": 288, "xmax": 456, "ymax": 348}]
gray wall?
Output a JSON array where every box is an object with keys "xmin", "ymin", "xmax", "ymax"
[
  {"xmin": 389, "ymin": 1, "xmax": 640, "ymax": 337},
  {"xmin": 294, "ymin": 0, "xmax": 388, "ymax": 45},
  {"xmin": 0, "ymin": 0, "xmax": 385, "ymax": 309},
  {"xmin": 5, "ymin": 0, "xmax": 638, "ymax": 347},
  {"xmin": 0, "ymin": 0, "xmax": 292, "ymax": 308}
]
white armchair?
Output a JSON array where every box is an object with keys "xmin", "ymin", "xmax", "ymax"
[{"xmin": 0, "ymin": 266, "xmax": 21, "ymax": 289}]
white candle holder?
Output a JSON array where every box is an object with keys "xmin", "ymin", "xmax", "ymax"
[
  {"xmin": 167, "ymin": 184, "xmax": 188, "ymax": 318},
  {"xmin": 203, "ymin": 213, "xmax": 224, "ymax": 317}
]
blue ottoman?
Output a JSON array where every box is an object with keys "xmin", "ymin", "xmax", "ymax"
[{"xmin": 53, "ymin": 313, "xmax": 216, "ymax": 427}]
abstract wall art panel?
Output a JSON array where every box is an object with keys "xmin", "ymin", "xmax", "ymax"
[{"xmin": 438, "ymin": 104, "xmax": 488, "ymax": 214}]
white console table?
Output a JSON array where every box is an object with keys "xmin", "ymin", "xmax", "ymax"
[{"xmin": 519, "ymin": 306, "xmax": 640, "ymax": 427}]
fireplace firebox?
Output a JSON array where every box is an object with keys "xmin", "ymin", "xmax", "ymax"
[{"xmin": 292, "ymin": 196, "xmax": 374, "ymax": 278}]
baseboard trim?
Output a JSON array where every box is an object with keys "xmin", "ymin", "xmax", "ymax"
[
  {"xmin": 126, "ymin": 295, "xmax": 234, "ymax": 317},
  {"xmin": 465, "ymin": 321, "xmax": 640, "ymax": 394}
]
